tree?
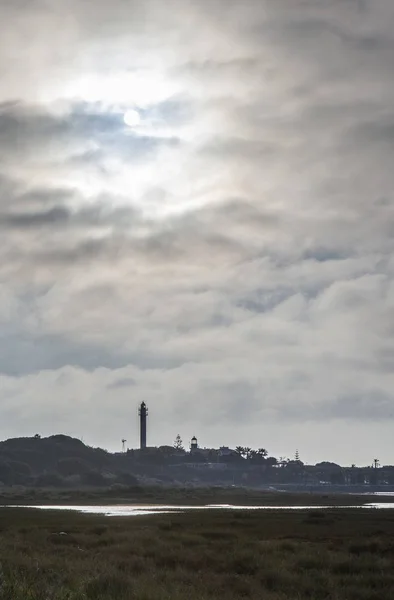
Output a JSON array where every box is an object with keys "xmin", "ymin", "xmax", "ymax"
[
  {"xmin": 116, "ymin": 472, "xmax": 139, "ymax": 486},
  {"xmin": 173, "ymin": 434, "xmax": 184, "ymax": 451},
  {"xmin": 159, "ymin": 445, "xmax": 177, "ymax": 457},
  {"xmin": 235, "ymin": 446, "xmax": 245, "ymax": 458},
  {"xmin": 244, "ymin": 447, "xmax": 252, "ymax": 460},
  {"xmin": 247, "ymin": 450, "xmax": 258, "ymax": 461},
  {"xmin": 7, "ymin": 460, "xmax": 31, "ymax": 477},
  {"xmin": 57, "ymin": 457, "xmax": 90, "ymax": 477},
  {"xmin": 330, "ymin": 470, "xmax": 345, "ymax": 485},
  {"xmin": 35, "ymin": 473, "xmax": 65, "ymax": 487},
  {"xmin": 208, "ymin": 449, "xmax": 218, "ymax": 461},
  {"xmin": 81, "ymin": 470, "xmax": 106, "ymax": 487},
  {"xmin": 0, "ymin": 461, "xmax": 14, "ymax": 485}
]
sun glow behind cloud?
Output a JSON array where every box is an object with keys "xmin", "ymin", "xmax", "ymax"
[
  {"xmin": 31, "ymin": 68, "xmax": 200, "ymax": 219},
  {"xmin": 50, "ymin": 65, "xmax": 223, "ymax": 220},
  {"xmin": 65, "ymin": 71, "xmax": 181, "ymax": 108},
  {"xmin": 123, "ymin": 109, "xmax": 141, "ymax": 127}
]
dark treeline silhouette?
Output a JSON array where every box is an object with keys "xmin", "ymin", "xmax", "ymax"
[{"xmin": 0, "ymin": 434, "xmax": 390, "ymax": 490}]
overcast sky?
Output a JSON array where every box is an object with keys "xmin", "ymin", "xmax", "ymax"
[{"xmin": 1, "ymin": 0, "xmax": 394, "ymax": 465}]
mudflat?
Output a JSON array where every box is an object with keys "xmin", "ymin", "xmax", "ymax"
[{"xmin": 0, "ymin": 484, "xmax": 391, "ymax": 507}]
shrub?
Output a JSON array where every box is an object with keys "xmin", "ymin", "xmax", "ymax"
[
  {"xmin": 34, "ymin": 473, "xmax": 65, "ymax": 487},
  {"xmin": 57, "ymin": 458, "xmax": 90, "ymax": 477},
  {"xmin": 80, "ymin": 470, "xmax": 107, "ymax": 487}
]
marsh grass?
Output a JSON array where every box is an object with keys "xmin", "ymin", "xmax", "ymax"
[
  {"xmin": 0, "ymin": 507, "xmax": 394, "ymax": 598},
  {"xmin": 0, "ymin": 484, "xmax": 389, "ymax": 508}
]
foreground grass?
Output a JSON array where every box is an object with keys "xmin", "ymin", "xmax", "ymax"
[{"xmin": 1, "ymin": 507, "xmax": 394, "ymax": 599}]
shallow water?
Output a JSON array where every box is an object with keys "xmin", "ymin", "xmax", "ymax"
[{"xmin": 8, "ymin": 502, "xmax": 394, "ymax": 516}]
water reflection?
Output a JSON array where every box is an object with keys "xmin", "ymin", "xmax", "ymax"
[{"xmin": 7, "ymin": 502, "xmax": 394, "ymax": 516}]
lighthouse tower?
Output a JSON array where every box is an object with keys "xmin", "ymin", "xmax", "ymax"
[
  {"xmin": 190, "ymin": 436, "xmax": 198, "ymax": 453},
  {"xmin": 138, "ymin": 402, "xmax": 148, "ymax": 449}
]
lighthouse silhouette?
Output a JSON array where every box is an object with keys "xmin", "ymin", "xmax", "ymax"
[{"xmin": 138, "ymin": 401, "xmax": 148, "ymax": 449}]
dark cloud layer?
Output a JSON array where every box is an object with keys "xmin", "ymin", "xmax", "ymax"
[{"xmin": 0, "ymin": 0, "xmax": 393, "ymax": 463}]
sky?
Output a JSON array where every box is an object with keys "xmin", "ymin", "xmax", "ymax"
[{"xmin": 1, "ymin": 0, "xmax": 394, "ymax": 466}]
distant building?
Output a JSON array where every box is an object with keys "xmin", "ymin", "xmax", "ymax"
[
  {"xmin": 189, "ymin": 438, "xmax": 236, "ymax": 460},
  {"xmin": 218, "ymin": 446, "xmax": 236, "ymax": 457},
  {"xmin": 186, "ymin": 462, "xmax": 228, "ymax": 471}
]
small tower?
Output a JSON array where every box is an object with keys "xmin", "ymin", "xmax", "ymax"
[
  {"xmin": 138, "ymin": 402, "xmax": 148, "ymax": 449},
  {"xmin": 190, "ymin": 436, "xmax": 198, "ymax": 453}
]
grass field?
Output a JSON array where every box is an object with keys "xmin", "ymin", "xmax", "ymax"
[
  {"xmin": 0, "ymin": 507, "xmax": 394, "ymax": 599},
  {"xmin": 0, "ymin": 483, "xmax": 390, "ymax": 507}
]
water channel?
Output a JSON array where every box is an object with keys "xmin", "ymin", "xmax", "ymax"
[{"xmin": 8, "ymin": 502, "xmax": 394, "ymax": 517}]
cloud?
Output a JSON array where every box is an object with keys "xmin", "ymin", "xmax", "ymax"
[
  {"xmin": 0, "ymin": 0, "xmax": 394, "ymax": 463},
  {"xmin": 107, "ymin": 377, "xmax": 136, "ymax": 389}
]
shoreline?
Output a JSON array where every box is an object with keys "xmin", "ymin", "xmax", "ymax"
[{"xmin": 1, "ymin": 484, "xmax": 393, "ymax": 507}]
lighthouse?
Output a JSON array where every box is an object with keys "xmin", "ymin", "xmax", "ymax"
[
  {"xmin": 190, "ymin": 436, "xmax": 198, "ymax": 453},
  {"xmin": 138, "ymin": 401, "xmax": 148, "ymax": 449}
]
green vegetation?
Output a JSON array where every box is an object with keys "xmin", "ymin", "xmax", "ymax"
[
  {"xmin": 0, "ymin": 483, "xmax": 390, "ymax": 507},
  {"xmin": 0, "ymin": 507, "xmax": 394, "ymax": 598},
  {"xmin": 0, "ymin": 434, "xmax": 391, "ymax": 490}
]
